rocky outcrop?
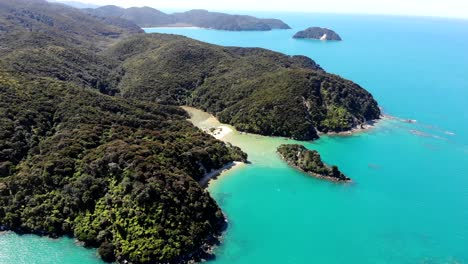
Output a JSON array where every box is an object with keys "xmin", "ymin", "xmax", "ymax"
[
  {"xmin": 277, "ymin": 144, "xmax": 350, "ymax": 182},
  {"xmin": 293, "ymin": 27, "xmax": 342, "ymax": 41}
]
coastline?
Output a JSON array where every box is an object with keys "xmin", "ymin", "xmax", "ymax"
[
  {"xmin": 182, "ymin": 106, "xmax": 385, "ymax": 184},
  {"xmin": 143, "ymin": 24, "xmax": 201, "ymax": 29},
  {"xmin": 199, "ymin": 161, "xmax": 245, "ymax": 187},
  {"xmin": 277, "ymin": 153, "xmax": 352, "ymax": 183},
  {"xmin": 182, "ymin": 106, "xmax": 248, "ymax": 187},
  {"xmin": 182, "ymin": 105, "xmax": 384, "ymax": 141},
  {"xmin": 319, "ymin": 115, "xmax": 387, "ymax": 137},
  {"xmin": 181, "ymin": 106, "xmax": 236, "ymax": 141},
  {"xmin": 182, "ymin": 106, "xmax": 390, "ymax": 186}
]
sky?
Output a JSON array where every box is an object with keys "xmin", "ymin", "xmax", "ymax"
[{"xmin": 70, "ymin": 0, "xmax": 468, "ymax": 19}]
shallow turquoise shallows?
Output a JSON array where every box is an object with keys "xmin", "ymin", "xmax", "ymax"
[
  {"xmin": 0, "ymin": 233, "xmax": 105, "ymax": 263},
  {"xmin": 2, "ymin": 13, "xmax": 468, "ymax": 264}
]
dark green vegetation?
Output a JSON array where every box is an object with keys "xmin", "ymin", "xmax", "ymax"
[
  {"xmin": 0, "ymin": 0, "xmax": 247, "ymax": 263},
  {"xmin": 0, "ymin": 0, "xmax": 379, "ymax": 141},
  {"xmin": 85, "ymin": 6, "xmax": 291, "ymax": 31},
  {"xmin": 0, "ymin": 0, "xmax": 377, "ymax": 262},
  {"xmin": 106, "ymin": 34, "xmax": 380, "ymax": 139},
  {"xmin": 277, "ymin": 144, "xmax": 350, "ymax": 181},
  {"xmin": 0, "ymin": 72, "xmax": 246, "ymax": 262},
  {"xmin": 293, "ymin": 27, "xmax": 342, "ymax": 41}
]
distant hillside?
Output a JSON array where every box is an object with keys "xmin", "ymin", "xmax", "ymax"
[
  {"xmin": 0, "ymin": 0, "xmax": 142, "ymax": 52},
  {"xmin": 0, "ymin": 0, "xmax": 142, "ymax": 91},
  {"xmin": 85, "ymin": 6, "xmax": 291, "ymax": 30},
  {"xmin": 171, "ymin": 9, "xmax": 291, "ymax": 31},
  {"xmin": 47, "ymin": 0, "xmax": 100, "ymax": 9}
]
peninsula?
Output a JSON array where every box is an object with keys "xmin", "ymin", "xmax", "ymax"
[
  {"xmin": 277, "ymin": 144, "xmax": 350, "ymax": 182},
  {"xmin": 84, "ymin": 6, "xmax": 291, "ymax": 31},
  {"xmin": 293, "ymin": 27, "xmax": 342, "ymax": 41}
]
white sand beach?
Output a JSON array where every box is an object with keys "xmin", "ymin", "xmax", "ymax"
[{"xmin": 204, "ymin": 125, "xmax": 233, "ymax": 139}]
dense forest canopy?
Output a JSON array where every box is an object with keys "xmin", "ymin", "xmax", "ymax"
[
  {"xmin": 0, "ymin": 0, "xmax": 246, "ymax": 262},
  {"xmin": 105, "ymin": 34, "xmax": 380, "ymax": 139},
  {"xmin": 277, "ymin": 144, "xmax": 350, "ymax": 181},
  {"xmin": 0, "ymin": 72, "xmax": 246, "ymax": 263},
  {"xmin": 0, "ymin": 0, "xmax": 379, "ymax": 262}
]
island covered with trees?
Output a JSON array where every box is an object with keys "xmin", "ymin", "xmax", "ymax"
[
  {"xmin": 293, "ymin": 27, "xmax": 342, "ymax": 40},
  {"xmin": 277, "ymin": 144, "xmax": 350, "ymax": 182},
  {"xmin": 84, "ymin": 5, "xmax": 291, "ymax": 31},
  {"xmin": 0, "ymin": 0, "xmax": 377, "ymax": 262}
]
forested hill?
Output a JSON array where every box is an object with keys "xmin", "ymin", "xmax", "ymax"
[
  {"xmin": 0, "ymin": 1, "xmax": 246, "ymax": 263},
  {"xmin": 0, "ymin": 0, "xmax": 379, "ymax": 262},
  {"xmin": 0, "ymin": 72, "xmax": 246, "ymax": 263},
  {"xmin": 105, "ymin": 34, "xmax": 380, "ymax": 139},
  {"xmin": 0, "ymin": 0, "xmax": 142, "ymax": 49},
  {"xmin": 0, "ymin": 0, "xmax": 380, "ymax": 141},
  {"xmin": 0, "ymin": 0, "xmax": 143, "ymax": 93},
  {"xmin": 84, "ymin": 5, "xmax": 291, "ymax": 31}
]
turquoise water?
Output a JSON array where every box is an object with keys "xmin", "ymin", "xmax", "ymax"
[
  {"xmin": 0, "ymin": 232, "xmax": 104, "ymax": 263},
  {"xmin": 207, "ymin": 120, "xmax": 468, "ymax": 263},
  {"xmin": 147, "ymin": 13, "xmax": 468, "ymax": 264},
  {"xmin": 1, "ymin": 13, "xmax": 468, "ymax": 263}
]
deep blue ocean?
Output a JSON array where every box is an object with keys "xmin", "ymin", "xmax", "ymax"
[{"xmin": 1, "ymin": 12, "xmax": 468, "ymax": 264}]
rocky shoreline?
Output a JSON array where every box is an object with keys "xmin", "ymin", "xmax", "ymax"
[
  {"xmin": 277, "ymin": 144, "xmax": 351, "ymax": 182},
  {"xmin": 281, "ymin": 157, "xmax": 352, "ymax": 182},
  {"xmin": 319, "ymin": 118, "xmax": 381, "ymax": 136}
]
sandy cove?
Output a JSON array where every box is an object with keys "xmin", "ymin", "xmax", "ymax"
[
  {"xmin": 198, "ymin": 162, "xmax": 244, "ymax": 187},
  {"xmin": 203, "ymin": 125, "xmax": 233, "ymax": 140}
]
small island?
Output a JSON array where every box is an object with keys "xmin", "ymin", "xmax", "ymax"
[
  {"xmin": 293, "ymin": 27, "xmax": 342, "ymax": 41},
  {"xmin": 277, "ymin": 144, "xmax": 350, "ymax": 182}
]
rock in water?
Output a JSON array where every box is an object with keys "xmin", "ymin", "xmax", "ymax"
[
  {"xmin": 293, "ymin": 27, "xmax": 342, "ymax": 41},
  {"xmin": 277, "ymin": 144, "xmax": 350, "ymax": 182}
]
